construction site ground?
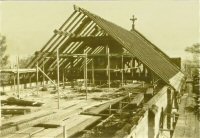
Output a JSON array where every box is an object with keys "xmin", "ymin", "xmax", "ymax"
[{"xmin": 1, "ymin": 82, "xmax": 143, "ymax": 138}]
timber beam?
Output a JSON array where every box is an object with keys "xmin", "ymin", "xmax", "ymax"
[
  {"xmin": 42, "ymin": 53, "xmax": 135, "ymax": 58},
  {"xmin": 71, "ymin": 35, "xmax": 111, "ymax": 42}
]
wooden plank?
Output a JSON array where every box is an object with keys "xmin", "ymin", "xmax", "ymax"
[
  {"xmin": 31, "ymin": 128, "xmax": 57, "ymax": 138},
  {"xmin": 32, "ymin": 115, "xmax": 94, "ymax": 138},
  {"xmin": 2, "ymin": 108, "xmax": 30, "ymax": 115},
  {"xmin": 146, "ymin": 87, "xmax": 154, "ymax": 94},
  {"xmin": 1, "ymin": 110, "xmax": 54, "ymax": 137},
  {"xmin": 16, "ymin": 127, "xmax": 44, "ymax": 135},
  {"xmin": 2, "ymin": 133, "xmax": 30, "ymax": 138},
  {"xmin": 130, "ymin": 93, "xmax": 144, "ymax": 106},
  {"xmin": 63, "ymin": 116, "xmax": 101, "ymax": 138},
  {"xmin": 2, "ymin": 110, "xmax": 53, "ymax": 125},
  {"xmin": 96, "ymin": 114, "xmax": 114, "ymax": 127},
  {"xmin": 86, "ymin": 96, "xmax": 128, "ymax": 114}
]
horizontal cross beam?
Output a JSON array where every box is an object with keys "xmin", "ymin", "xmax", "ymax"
[
  {"xmin": 44, "ymin": 53, "xmax": 135, "ymax": 58},
  {"xmin": 71, "ymin": 35, "xmax": 111, "ymax": 42}
]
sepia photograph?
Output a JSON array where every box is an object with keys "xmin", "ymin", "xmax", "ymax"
[{"xmin": 0, "ymin": 0, "xmax": 199, "ymax": 138}]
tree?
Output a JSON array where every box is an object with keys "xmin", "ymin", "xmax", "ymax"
[
  {"xmin": 0, "ymin": 34, "xmax": 9, "ymax": 68},
  {"xmin": 185, "ymin": 43, "xmax": 200, "ymax": 54},
  {"xmin": 184, "ymin": 43, "xmax": 200, "ymax": 76},
  {"xmin": 19, "ymin": 55, "xmax": 34, "ymax": 68}
]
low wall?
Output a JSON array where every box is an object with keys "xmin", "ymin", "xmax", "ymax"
[
  {"xmin": 126, "ymin": 111, "xmax": 149, "ymax": 138},
  {"xmin": 126, "ymin": 86, "xmax": 170, "ymax": 138}
]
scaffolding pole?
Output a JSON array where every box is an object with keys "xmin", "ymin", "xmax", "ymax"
[
  {"xmin": 17, "ymin": 56, "xmax": 20, "ymax": 99},
  {"xmin": 37, "ymin": 67, "xmax": 57, "ymax": 86},
  {"xmin": 84, "ymin": 49, "xmax": 88, "ymax": 100},
  {"xmin": 57, "ymin": 48, "xmax": 60, "ymax": 109},
  {"xmin": 42, "ymin": 59, "xmax": 45, "ymax": 87},
  {"xmin": 92, "ymin": 59, "xmax": 95, "ymax": 85},
  {"xmin": 36, "ymin": 62, "xmax": 39, "ymax": 95},
  {"xmin": 107, "ymin": 46, "xmax": 110, "ymax": 91},
  {"xmin": 121, "ymin": 55, "xmax": 124, "ymax": 87},
  {"xmin": 13, "ymin": 74, "xmax": 16, "ymax": 91},
  {"xmin": 131, "ymin": 58, "xmax": 134, "ymax": 76},
  {"xmin": 29, "ymin": 73, "xmax": 32, "ymax": 88},
  {"xmin": 63, "ymin": 69, "xmax": 65, "ymax": 89}
]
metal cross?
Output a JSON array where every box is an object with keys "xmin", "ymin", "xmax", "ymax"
[{"xmin": 130, "ymin": 15, "xmax": 137, "ymax": 31}]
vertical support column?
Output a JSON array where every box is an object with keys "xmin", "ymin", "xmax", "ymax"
[
  {"xmin": 160, "ymin": 108, "xmax": 164, "ymax": 129},
  {"xmin": 121, "ymin": 55, "xmax": 124, "ymax": 87},
  {"xmin": 92, "ymin": 59, "xmax": 95, "ymax": 85},
  {"xmin": 17, "ymin": 56, "xmax": 20, "ymax": 99},
  {"xmin": 167, "ymin": 88, "xmax": 172, "ymax": 129},
  {"xmin": 70, "ymin": 58, "xmax": 74, "ymax": 88},
  {"xmin": 24, "ymin": 74, "xmax": 27, "ymax": 89},
  {"xmin": 131, "ymin": 58, "xmax": 134, "ymax": 77},
  {"xmin": 13, "ymin": 73, "xmax": 16, "ymax": 92},
  {"xmin": 84, "ymin": 49, "xmax": 88, "ymax": 100},
  {"xmin": 63, "ymin": 69, "xmax": 65, "ymax": 89},
  {"xmin": 119, "ymin": 101, "xmax": 122, "ymax": 119},
  {"xmin": 36, "ymin": 62, "xmax": 39, "ymax": 95},
  {"xmin": 57, "ymin": 48, "xmax": 60, "ymax": 109},
  {"xmin": 174, "ymin": 91, "xmax": 179, "ymax": 110},
  {"xmin": 106, "ymin": 45, "xmax": 110, "ymax": 91},
  {"xmin": 29, "ymin": 73, "xmax": 32, "ymax": 88},
  {"xmin": 63, "ymin": 125, "xmax": 67, "ymax": 138},
  {"xmin": 109, "ymin": 105, "xmax": 112, "ymax": 115},
  {"xmin": 137, "ymin": 61, "xmax": 141, "ymax": 78},
  {"xmin": 84, "ymin": 57, "xmax": 86, "ymax": 87},
  {"xmin": 148, "ymin": 110, "xmax": 155, "ymax": 138},
  {"xmin": 0, "ymin": 71, "xmax": 1, "ymax": 126},
  {"xmin": 151, "ymin": 72, "xmax": 155, "ymax": 86},
  {"xmin": 42, "ymin": 59, "xmax": 45, "ymax": 87}
]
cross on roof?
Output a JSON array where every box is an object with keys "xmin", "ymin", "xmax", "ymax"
[{"xmin": 130, "ymin": 15, "xmax": 137, "ymax": 31}]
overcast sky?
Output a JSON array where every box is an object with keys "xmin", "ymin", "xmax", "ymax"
[{"xmin": 0, "ymin": 0, "xmax": 199, "ymax": 63}]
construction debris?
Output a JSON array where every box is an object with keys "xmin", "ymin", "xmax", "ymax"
[{"xmin": 1, "ymin": 97, "xmax": 43, "ymax": 107}]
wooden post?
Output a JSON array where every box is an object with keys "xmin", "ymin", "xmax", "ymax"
[
  {"xmin": 142, "ymin": 81, "xmax": 145, "ymax": 88},
  {"xmin": 92, "ymin": 59, "xmax": 95, "ymax": 85},
  {"xmin": 36, "ymin": 62, "xmax": 39, "ymax": 95},
  {"xmin": 167, "ymin": 88, "xmax": 172, "ymax": 129},
  {"xmin": 70, "ymin": 58, "xmax": 74, "ymax": 88},
  {"xmin": 152, "ymin": 72, "xmax": 155, "ymax": 85},
  {"xmin": 13, "ymin": 74, "xmax": 16, "ymax": 92},
  {"xmin": 84, "ymin": 49, "xmax": 88, "ymax": 100},
  {"xmin": 17, "ymin": 56, "xmax": 20, "ymax": 99},
  {"xmin": 29, "ymin": 73, "xmax": 32, "ymax": 88},
  {"xmin": 107, "ymin": 46, "xmax": 110, "ymax": 91},
  {"xmin": 57, "ymin": 48, "xmax": 60, "ymax": 109},
  {"xmin": 119, "ymin": 101, "xmax": 122, "ymax": 119},
  {"xmin": 42, "ymin": 59, "xmax": 45, "ymax": 87},
  {"xmin": 83, "ymin": 54, "xmax": 86, "ymax": 91},
  {"xmin": 63, "ymin": 69, "xmax": 65, "ymax": 89},
  {"xmin": 23, "ymin": 74, "xmax": 27, "ymax": 89},
  {"xmin": 128, "ymin": 92, "xmax": 131, "ymax": 102},
  {"xmin": 109, "ymin": 105, "xmax": 112, "ymax": 115},
  {"xmin": 121, "ymin": 55, "xmax": 124, "ymax": 87},
  {"xmin": 131, "ymin": 58, "xmax": 134, "ymax": 77},
  {"xmin": 63, "ymin": 125, "xmax": 67, "ymax": 138},
  {"xmin": 0, "ymin": 71, "xmax": 1, "ymax": 126},
  {"xmin": 37, "ymin": 67, "xmax": 57, "ymax": 86}
]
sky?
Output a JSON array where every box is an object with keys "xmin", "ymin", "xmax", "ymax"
[{"xmin": 0, "ymin": 0, "xmax": 199, "ymax": 64}]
